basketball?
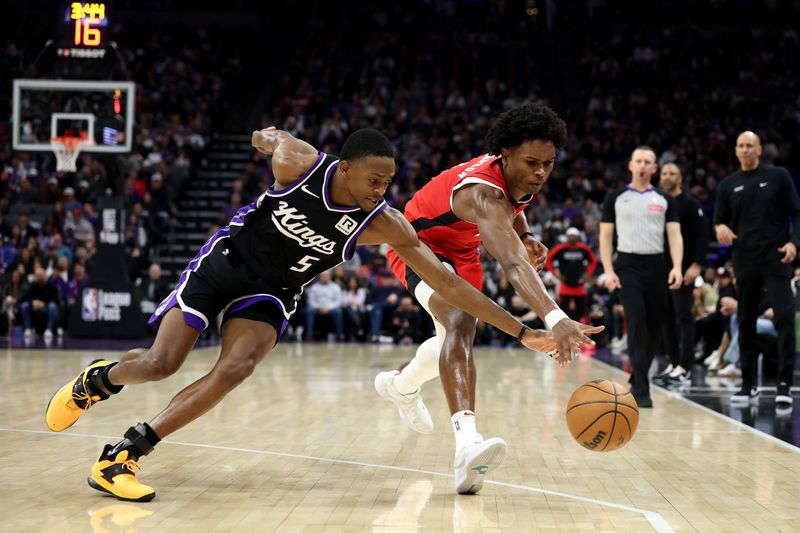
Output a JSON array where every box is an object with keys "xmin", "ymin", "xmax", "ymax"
[{"xmin": 566, "ymin": 380, "xmax": 639, "ymax": 452}]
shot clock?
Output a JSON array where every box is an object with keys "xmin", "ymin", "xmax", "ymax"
[{"xmin": 57, "ymin": 2, "xmax": 110, "ymax": 59}]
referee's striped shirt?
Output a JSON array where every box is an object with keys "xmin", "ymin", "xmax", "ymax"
[{"xmin": 601, "ymin": 186, "xmax": 678, "ymax": 254}]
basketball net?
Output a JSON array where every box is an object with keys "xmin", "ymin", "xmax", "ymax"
[{"xmin": 50, "ymin": 133, "xmax": 92, "ymax": 172}]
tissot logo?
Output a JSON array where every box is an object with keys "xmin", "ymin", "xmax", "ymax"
[{"xmin": 271, "ymin": 201, "xmax": 336, "ymax": 255}]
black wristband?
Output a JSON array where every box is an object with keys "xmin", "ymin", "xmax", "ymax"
[
  {"xmin": 519, "ymin": 232, "xmax": 535, "ymax": 240},
  {"xmin": 516, "ymin": 325, "xmax": 528, "ymax": 341}
]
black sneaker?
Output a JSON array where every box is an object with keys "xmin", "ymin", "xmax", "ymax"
[
  {"xmin": 776, "ymin": 383, "xmax": 793, "ymax": 406},
  {"xmin": 633, "ymin": 393, "xmax": 653, "ymax": 408},
  {"xmin": 653, "ymin": 364, "xmax": 674, "ymax": 383},
  {"xmin": 665, "ymin": 369, "xmax": 691, "ymax": 385},
  {"xmin": 731, "ymin": 385, "xmax": 759, "ymax": 403}
]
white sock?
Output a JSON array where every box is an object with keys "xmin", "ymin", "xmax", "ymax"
[
  {"xmin": 394, "ymin": 336, "xmax": 442, "ymax": 394},
  {"xmin": 452, "ymin": 410, "xmax": 477, "ymax": 453}
]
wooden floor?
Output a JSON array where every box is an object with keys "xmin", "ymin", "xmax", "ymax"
[{"xmin": 1, "ymin": 343, "xmax": 799, "ymax": 532}]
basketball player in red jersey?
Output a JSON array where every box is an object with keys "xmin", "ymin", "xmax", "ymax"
[{"xmin": 375, "ymin": 104, "xmax": 603, "ymax": 494}]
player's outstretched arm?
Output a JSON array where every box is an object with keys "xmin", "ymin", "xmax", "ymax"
[
  {"xmin": 357, "ymin": 208, "xmax": 557, "ymax": 354},
  {"xmin": 251, "ymin": 127, "xmax": 320, "ymax": 185},
  {"xmin": 457, "ymin": 185, "xmax": 603, "ymax": 363}
]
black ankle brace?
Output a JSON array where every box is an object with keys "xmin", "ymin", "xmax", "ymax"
[
  {"xmin": 87, "ymin": 363, "xmax": 124, "ymax": 397},
  {"xmin": 106, "ymin": 422, "xmax": 161, "ymax": 460}
]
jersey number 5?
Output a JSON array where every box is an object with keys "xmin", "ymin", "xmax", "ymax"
[{"xmin": 290, "ymin": 255, "xmax": 320, "ymax": 273}]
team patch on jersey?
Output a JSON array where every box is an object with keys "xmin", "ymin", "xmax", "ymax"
[{"xmin": 335, "ymin": 214, "xmax": 358, "ymax": 235}]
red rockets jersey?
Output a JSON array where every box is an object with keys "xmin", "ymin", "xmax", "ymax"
[{"xmin": 401, "ymin": 153, "xmax": 535, "ymax": 260}]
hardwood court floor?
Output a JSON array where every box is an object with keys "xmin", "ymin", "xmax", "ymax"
[{"xmin": 1, "ymin": 343, "xmax": 799, "ymax": 532}]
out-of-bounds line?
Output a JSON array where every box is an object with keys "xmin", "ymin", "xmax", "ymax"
[
  {"xmin": 590, "ymin": 357, "xmax": 800, "ymax": 454},
  {"xmin": 0, "ymin": 426, "xmax": 673, "ymax": 533},
  {"xmin": 636, "ymin": 429, "xmax": 741, "ymax": 433}
]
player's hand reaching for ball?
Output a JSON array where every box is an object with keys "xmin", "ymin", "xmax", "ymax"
[
  {"xmin": 550, "ymin": 320, "xmax": 605, "ymax": 367},
  {"xmin": 521, "ymin": 234, "xmax": 548, "ymax": 272},
  {"xmin": 520, "ymin": 328, "xmax": 558, "ymax": 355}
]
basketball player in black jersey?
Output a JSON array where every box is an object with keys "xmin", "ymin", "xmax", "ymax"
[{"xmin": 45, "ymin": 127, "xmax": 569, "ymax": 502}]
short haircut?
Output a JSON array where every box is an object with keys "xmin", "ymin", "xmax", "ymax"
[
  {"xmin": 631, "ymin": 145, "xmax": 657, "ymax": 161},
  {"xmin": 661, "ymin": 162, "xmax": 682, "ymax": 175},
  {"xmin": 485, "ymin": 103, "xmax": 567, "ymax": 155},
  {"xmin": 341, "ymin": 128, "xmax": 395, "ymax": 162}
]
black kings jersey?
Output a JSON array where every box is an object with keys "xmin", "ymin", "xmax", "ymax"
[{"xmin": 228, "ymin": 152, "xmax": 387, "ymax": 288}]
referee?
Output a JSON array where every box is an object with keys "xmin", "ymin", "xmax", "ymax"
[
  {"xmin": 715, "ymin": 131, "xmax": 800, "ymax": 408},
  {"xmin": 600, "ymin": 147, "xmax": 683, "ymax": 407},
  {"xmin": 658, "ymin": 163, "xmax": 709, "ymax": 383}
]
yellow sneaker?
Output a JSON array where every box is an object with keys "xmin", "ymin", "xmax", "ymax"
[
  {"xmin": 45, "ymin": 359, "xmax": 114, "ymax": 432},
  {"xmin": 88, "ymin": 446, "xmax": 155, "ymax": 502}
]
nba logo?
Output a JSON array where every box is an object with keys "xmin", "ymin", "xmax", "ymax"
[
  {"xmin": 335, "ymin": 215, "xmax": 358, "ymax": 235},
  {"xmin": 82, "ymin": 288, "xmax": 99, "ymax": 321}
]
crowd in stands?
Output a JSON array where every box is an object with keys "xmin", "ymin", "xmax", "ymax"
[
  {"xmin": 0, "ymin": 25, "xmax": 245, "ymax": 340},
  {"xmin": 3, "ymin": 0, "xmax": 800, "ymax": 367}
]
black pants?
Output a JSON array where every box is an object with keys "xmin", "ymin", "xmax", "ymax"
[
  {"xmin": 616, "ymin": 253, "xmax": 669, "ymax": 397},
  {"xmin": 662, "ymin": 283, "xmax": 695, "ymax": 370},
  {"xmin": 559, "ymin": 294, "xmax": 587, "ymax": 322},
  {"xmin": 735, "ymin": 266, "xmax": 795, "ymax": 387},
  {"xmin": 695, "ymin": 312, "xmax": 724, "ymax": 359}
]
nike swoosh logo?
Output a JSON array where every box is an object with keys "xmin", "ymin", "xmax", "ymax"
[{"xmin": 301, "ymin": 184, "xmax": 320, "ymax": 198}]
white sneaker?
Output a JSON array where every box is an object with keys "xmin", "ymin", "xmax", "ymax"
[
  {"xmin": 665, "ymin": 365, "xmax": 691, "ymax": 384},
  {"xmin": 610, "ymin": 335, "xmax": 627, "ymax": 351},
  {"xmin": 668, "ymin": 365, "xmax": 685, "ymax": 377},
  {"xmin": 454, "ymin": 436, "xmax": 508, "ymax": 494},
  {"xmin": 704, "ymin": 349, "xmax": 720, "ymax": 366},
  {"xmin": 717, "ymin": 364, "xmax": 741, "ymax": 377},
  {"xmin": 655, "ymin": 364, "xmax": 674, "ymax": 380},
  {"xmin": 374, "ymin": 371, "xmax": 434, "ymax": 434},
  {"xmin": 23, "ymin": 328, "xmax": 34, "ymax": 339},
  {"xmin": 43, "ymin": 329, "xmax": 53, "ymax": 343}
]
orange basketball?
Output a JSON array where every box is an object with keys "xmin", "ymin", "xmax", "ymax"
[{"xmin": 565, "ymin": 379, "xmax": 639, "ymax": 452}]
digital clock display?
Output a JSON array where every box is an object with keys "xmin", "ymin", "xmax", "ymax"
[
  {"xmin": 68, "ymin": 2, "xmax": 107, "ymax": 46},
  {"xmin": 57, "ymin": 2, "xmax": 109, "ymax": 59}
]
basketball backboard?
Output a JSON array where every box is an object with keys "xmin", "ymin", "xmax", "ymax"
[{"xmin": 12, "ymin": 78, "xmax": 135, "ymax": 153}]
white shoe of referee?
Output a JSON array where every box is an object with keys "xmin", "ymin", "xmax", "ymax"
[
  {"xmin": 374, "ymin": 371, "xmax": 434, "ymax": 434},
  {"xmin": 454, "ymin": 434, "xmax": 508, "ymax": 495}
]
